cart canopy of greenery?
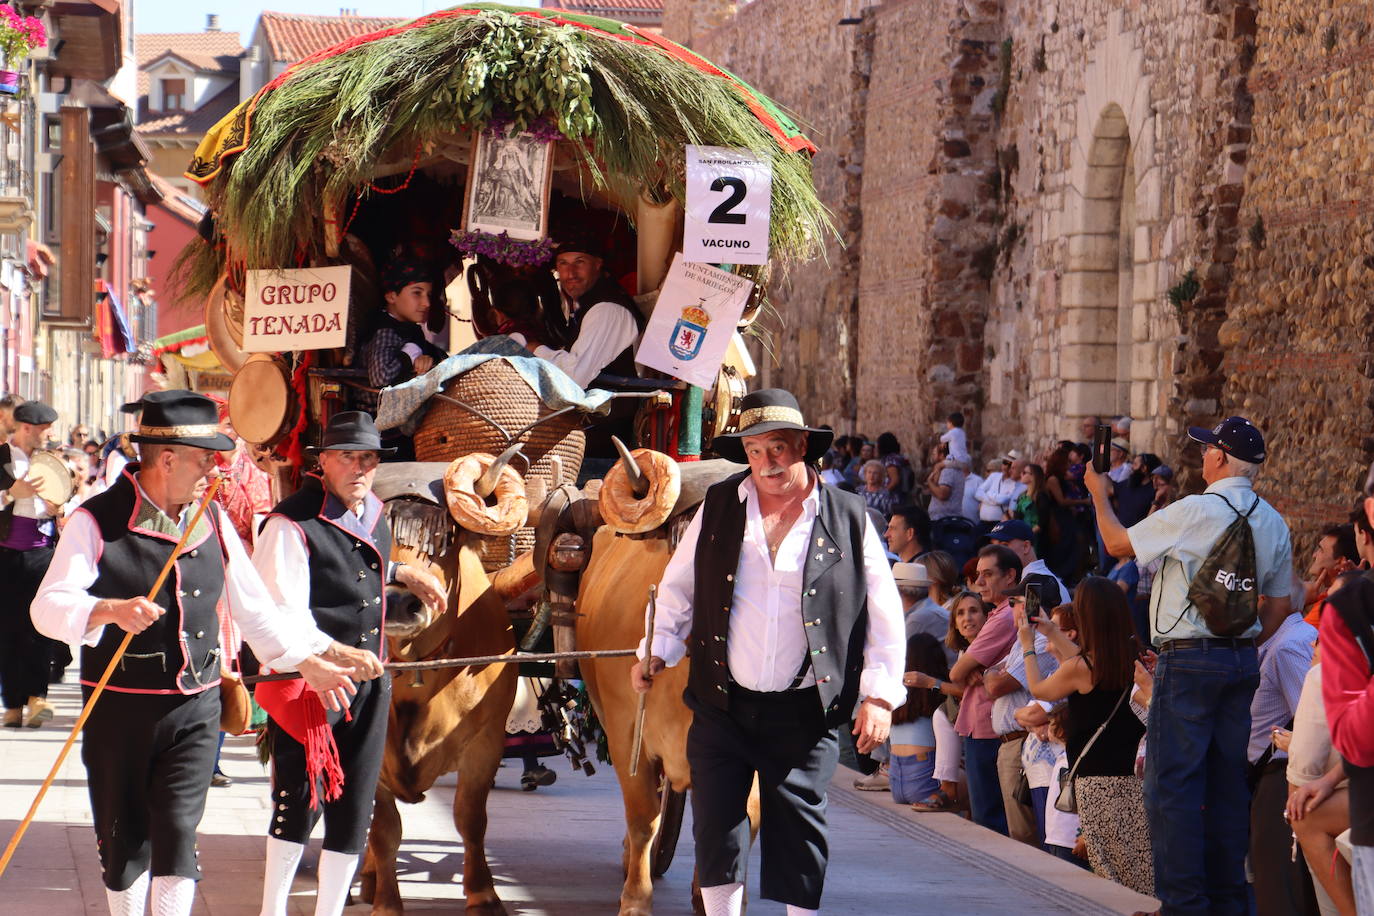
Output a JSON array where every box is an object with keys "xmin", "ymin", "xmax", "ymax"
[{"xmin": 180, "ymin": 2, "xmax": 830, "ymax": 297}]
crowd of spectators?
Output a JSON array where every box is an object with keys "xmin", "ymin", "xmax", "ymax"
[{"xmin": 832, "ymin": 414, "xmax": 1374, "ymax": 916}]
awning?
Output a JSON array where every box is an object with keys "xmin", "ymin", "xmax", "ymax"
[{"xmin": 153, "ymin": 323, "xmax": 221, "ymax": 371}]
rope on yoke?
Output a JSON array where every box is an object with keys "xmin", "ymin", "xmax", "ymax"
[
  {"xmin": 242, "ymin": 648, "xmax": 641, "ymax": 684},
  {"xmin": 0, "ymin": 477, "xmax": 224, "ymax": 878}
]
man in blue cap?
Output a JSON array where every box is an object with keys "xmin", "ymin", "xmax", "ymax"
[
  {"xmin": 1085, "ymin": 416, "xmax": 1294, "ymax": 915},
  {"xmin": 987, "ymin": 518, "xmax": 1070, "ymax": 605}
]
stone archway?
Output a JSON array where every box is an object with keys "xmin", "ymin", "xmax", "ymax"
[{"xmin": 1060, "ymin": 10, "xmax": 1168, "ymax": 450}]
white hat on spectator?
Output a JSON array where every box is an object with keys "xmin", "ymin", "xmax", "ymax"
[{"xmin": 892, "ymin": 562, "xmax": 933, "ymax": 587}]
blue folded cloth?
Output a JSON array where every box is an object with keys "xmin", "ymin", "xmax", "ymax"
[{"xmin": 375, "ymin": 335, "xmax": 615, "ymax": 434}]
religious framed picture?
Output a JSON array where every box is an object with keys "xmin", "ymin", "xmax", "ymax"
[{"xmin": 462, "ymin": 131, "xmax": 555, "ymax": 241}]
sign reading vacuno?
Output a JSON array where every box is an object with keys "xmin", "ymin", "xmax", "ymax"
[
  {"xmin": 243, "ymin": 266, "xmax": 351, "ymax": 352},
  {"xmin": 684, "ymin": 145, "xmax": 772, "ymax": 266}
]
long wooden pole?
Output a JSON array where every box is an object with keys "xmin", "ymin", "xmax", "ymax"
[
  {"xmin": 630, "ymin": 584, "xmax": 657, "ymax": 778},
  {"xmin": 241, "ymin": 648, "xmax": 641, "ymax": 685},
  {"xmin": 0, "ymin": 476, "xmax": 223, "ymax": 878}
]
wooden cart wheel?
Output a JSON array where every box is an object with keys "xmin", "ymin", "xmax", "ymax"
[{"xmin": 650, "ymin": 776, "xmax": 686, "ymax": 879}]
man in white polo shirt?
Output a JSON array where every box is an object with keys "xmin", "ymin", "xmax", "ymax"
[{"xmin": 1085, "ymin": 416, "xmax": 1293, "ymax": 916}]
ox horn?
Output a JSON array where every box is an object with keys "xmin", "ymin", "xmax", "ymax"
[
  {"xmin": 613, "ymin": 436, "xmax": 649, "ymax": 499},
  {"xmin": 475, "ymin": 442, "xmax": 524, "ymax": 499}
]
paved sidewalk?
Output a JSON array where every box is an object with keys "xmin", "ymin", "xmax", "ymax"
[{"xmin": 0, "ymin": 678, "xmax": 1159, "ymax": 914}]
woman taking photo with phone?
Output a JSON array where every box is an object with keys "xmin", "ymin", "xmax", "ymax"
[{"xmin": 1016, "ymin": 577, "xmax": 1153, "ymax": 896}]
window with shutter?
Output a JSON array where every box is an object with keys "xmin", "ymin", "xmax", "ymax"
[{"xmin": 161, "ymin": 78, "xmax": 186, "ymax": 111}]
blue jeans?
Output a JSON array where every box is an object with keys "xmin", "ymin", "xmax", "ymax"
[
  {"xmin": 889, "ymin": 752, "xmax": 937, "ymax": 805},
  {"xmin": 964, "ymin": 737, "xmax": 1008, "ymax": 835},
  {"xmin": 1354, "ymin": 844, "xmax": 1374, "ymax": 916},
  {"xmin": 1144, "ymin": 643, "xmax": 1259, "ymax": 915},
  {"xmin": 1030, "ymin": 785, "xmax": 1049, "ymax": 847}
]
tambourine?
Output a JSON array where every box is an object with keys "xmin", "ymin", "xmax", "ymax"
[
  {"xmin": 27, "ymin": 450, "xmax": 76, "ymax": 507},
  {"xmin": 228, "ymin": 354, "xmax": 297, "ymax": 448}
]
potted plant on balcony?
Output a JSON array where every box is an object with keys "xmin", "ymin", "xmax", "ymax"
[{"xmin": 0, "ymin": 5, "xmax": 45, "ymax": 96}]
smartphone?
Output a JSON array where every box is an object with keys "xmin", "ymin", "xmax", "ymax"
[
  {"xmin": 1092, "ymin": 423, "xmax": 1113, "ymax": 473},
  {"xmin": 1024, "ymin": 582, "xmax": 1043, "ymax": 623}
]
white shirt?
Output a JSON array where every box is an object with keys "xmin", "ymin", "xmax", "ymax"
[
  {"xmin": 511, "ymin": 298, "xmax": 639, "ymax": 388},
  {"xmin": 31, "ymin": 479, "xmax": 330, "ymax": 671},
  {"xmin": 253, "ymin": 505, "xmax": 392, "ymax": 663},
  {"xmin": 1128, "ymin": 476, "xmax": 1293, "ymax": 643},
  {"xmin": 975, "ymin": 471, "xmax": 1026, "ymax": 522},
  {"xmin": 644, "ymin": 474, "xmax": 907, "ymax": 709},
  {"xmin": 961, "ymin": 472, "xmax": 983, "ymax": 521}
]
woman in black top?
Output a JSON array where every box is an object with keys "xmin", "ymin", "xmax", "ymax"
[{"xmin": 1016, "ymin": 576, "xmax": 1153, "ymax": 896}]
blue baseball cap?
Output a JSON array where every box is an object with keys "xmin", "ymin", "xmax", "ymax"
[
  {"xmin": 1188, "ymin": 416, "xmax": 1266, "ymax": 464},
  {"xmin": 988, "ymin": 519, "xmax": 1034, "ymax": 543}
]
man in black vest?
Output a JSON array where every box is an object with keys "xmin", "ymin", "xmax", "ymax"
[
  {"xmin": 252, "ymin": 411, "xmax": 446, "ymax": 916},
  {"xmin": 0, "ymin": 399, "xmax": 60, "ymax": 727},
  {"xmin": 631, "ymin": 389, "xmax": 906, "ymax": 916},
  {"xmin": 507, "ymin": 232, "xmax": 646, "ymax": 471},
  {"xmin": 507, "ymin": 232, "xmax": 643, "ymax": 389},
  {"xmin": 30, "ymin": 390, "xmax": 361, "ymax": 916}
]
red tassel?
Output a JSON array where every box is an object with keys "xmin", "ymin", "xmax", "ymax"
[{"xmin": 301, "ymin": 699, "xmax": 347, "ymax": 809}]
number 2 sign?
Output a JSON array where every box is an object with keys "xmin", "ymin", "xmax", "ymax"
[{"xmin": 683, "ymin": 145, "xmax": 772, "ymax": 266}]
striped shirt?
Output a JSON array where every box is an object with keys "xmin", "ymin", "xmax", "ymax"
[{"xmin": 1247, "ymin": 613, "xmax": 1317, "ymax": 763}]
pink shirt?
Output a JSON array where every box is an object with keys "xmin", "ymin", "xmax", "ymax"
[{"xmin": 955, "ymin": 602, "xmax": 1017, "ymax": 739}]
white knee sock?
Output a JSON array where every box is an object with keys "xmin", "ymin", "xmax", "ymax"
[
  {"xmin": 699, "ymin": 882, "xmax": 744, "ymax": 916},
  {"xmin": 105, "ymin": 871, "xmax": 150, "ymax": 916},
  {"xmin": 259, "ymin": 837, "xmax": 306, "ymax": 916},
  {"xmin": 786, "ymin": 907, "xmax": 819, "ymax": 916},
  {"xmin": 149, "ymin": 875, "xmax": 195, "ymax": 916},
  {"xmin": 314, "ymin": 849, "xmax": 359, "ymax": 916}
]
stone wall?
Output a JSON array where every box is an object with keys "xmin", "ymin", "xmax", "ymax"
[
  {"xmin": 666, "ymin": 0, "xmax": 1369, "ymax": 543},
  {"xmin": 1220, "ymin": 0, "xmax": 1374, "ymax": 546}
]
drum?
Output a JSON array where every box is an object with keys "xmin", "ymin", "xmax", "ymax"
[
  {"xmin": 706, "ymin": 364, "xmax": 745, "ymax": 442},
  {"xmin": 228, "ymin": 354, "xmax": 297, "ymax": 447},
  {"xmin": 205, "ymin": 274, "xmax": 248, "ymax": 373},
  {"xmin": 28, "ymin": 450, "xmax": 75, "ymax": 507}
]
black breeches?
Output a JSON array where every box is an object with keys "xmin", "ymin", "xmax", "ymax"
[
  {"xmin": 81, "ymin": 687, "xmax": 220, "ymax": 891},
  {"xmin": 685, "ymin": 685, "xmax": 839, "ymax": 910},
  {"xmin": 0, "ymin": 544, "xmax": 56, "ymax": 707},
  {"xmin": 268, "ymin": 675, "xmax": 390, "ymax": 854}
]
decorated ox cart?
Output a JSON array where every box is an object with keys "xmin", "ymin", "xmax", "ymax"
[{"xmin": 180, "ymin": 5, "xmax": 825, "ymax": 913}]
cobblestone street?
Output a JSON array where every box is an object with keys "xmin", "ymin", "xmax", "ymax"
[{"xmin": 0, "ymin": 676, "xmax": 1159, "ymax": 915}]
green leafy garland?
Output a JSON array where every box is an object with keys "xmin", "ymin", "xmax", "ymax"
[{"xmin": 180, "ymin": 9, "xmax": 830, "ymax": 300}]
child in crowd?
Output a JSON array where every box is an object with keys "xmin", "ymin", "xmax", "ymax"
[
  {"xmin": 940, "ymin": 411, "xmax": 970, "ymax": 470},
  {"xmin": 1043, "ymin": 705, "xmax": 1087, "ymax": 867},
  {"xmin": 889, "ymin": 633, "xmax": 949, "ymax": 805}
]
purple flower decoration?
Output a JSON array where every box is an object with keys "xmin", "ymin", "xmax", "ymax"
[
  {"xmin": 450, "ymin": 230, "xmax": 558, "ymax": 269},
  {"xmin": 483, "ymin": 112, "xmax": 565, "ymax": 144}
]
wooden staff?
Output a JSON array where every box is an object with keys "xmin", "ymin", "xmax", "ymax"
[
  {"xmin": 241, "ymin": 648, "xmax": 640, "ymax": 684},
  {"xmin": 630, "ymin": 584, "xmax": 657, "ymax": 778},
  {"xmin": 0, "ymin": 477, "xmax": 223, "ymax": 878}
]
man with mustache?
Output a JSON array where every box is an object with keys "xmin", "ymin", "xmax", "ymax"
[
  {"xmin": 29, "ymin": 390, "xmax": 360, "ymax": 916},
  {"xmin": 632, "ymin": 388, "xmax": 906, "ymax": 915}
]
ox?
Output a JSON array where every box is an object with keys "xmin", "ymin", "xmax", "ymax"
[
  {"xmin": 575, "ymin": 456, "xmax": 751, "ymax": 916},
  {"xmin": 357, "ymin": 462, "xmax": 520, "ymax": 916}
]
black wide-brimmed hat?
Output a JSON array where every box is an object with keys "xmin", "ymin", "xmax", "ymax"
[
  {"xmin": 130, "ymin": 390, "xmax": 234, "ymax": 450},
  {"xmin": 713, "ymin": 389, "xmax": 834, "ymax": 465},
  {"xmin": 307, "ymin": 411, "xmax": 396, "ymax": 456},
  {"xmin": 12, "ymin": 401, "xmax": 57, "ymax": 425},
  {"xmin": 553, "ymin": 230, "xmax": 605, "ymax": 261}
]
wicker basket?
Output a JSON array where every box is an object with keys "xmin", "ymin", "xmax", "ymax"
[{"xmin": 413, "ymin": 360, "xmax": 586, "ymax": 571}]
